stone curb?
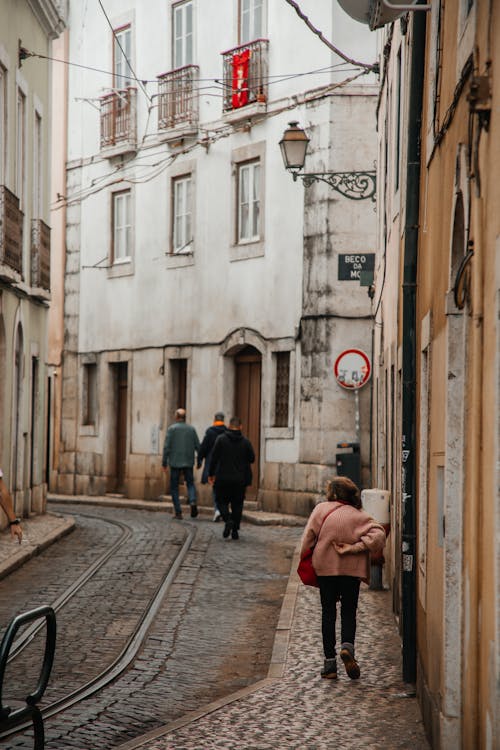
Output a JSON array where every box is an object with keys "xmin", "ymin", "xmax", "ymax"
[
  {"xmin": 114, "ymin": 542, "xmax": 303, "ymax": 750},
  {"xmin": 48, "ymin": 494, "xmax": 306, "ymax": 527},
  {"xmin": 0, "ymin": 514, "xmax": 76, "ymax": 582}
]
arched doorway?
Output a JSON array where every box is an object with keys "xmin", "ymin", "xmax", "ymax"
[{"xmin": 234, "ymin": 345, "xmax": 261, "ymax": 499}]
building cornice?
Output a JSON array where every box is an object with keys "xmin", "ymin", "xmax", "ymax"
[{"xmin": 27, "ymin": 0, "xmax": 67, "ymax": 39}]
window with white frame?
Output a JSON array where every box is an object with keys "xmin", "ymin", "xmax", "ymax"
[
  {"xmin": 173, "ymin": 1, "xmax": 193, "ymax": 68},
  {"xmin": 237, "ymin": 160, "xmax": 260, "ymax": 243},
  {"xmin": 114, "ymin": 25, "xmax": 132, "ymax": 86},
  {"xmin": 240, "ymin": 0, "xmax": 264, "ymax": 44},
  {"xmin": 112, "ymin": 190, "xmax": 132, "ymax": 262},
  {"xmin": 172, "ymin": 174, "xmax": 192, "ymax": 253},
  {"xmin": 16, "ymin": 88, "xmax": 25, "ymax": 207},
  {"xmin": 0, "ymin": 65, "xmax": 6, "ymax": 185}
]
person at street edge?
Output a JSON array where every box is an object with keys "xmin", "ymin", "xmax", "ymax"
[
  {"xmin": 162, "ymin": 408, "xmax": 201, "ymax": 519},
  {"xmin": 208, "ymin": 416, "xmax": 255, "ymax": 540},
  {"xmin": 300, "ymin": 476, "xmax": 386, "ymax": 680},
  {"xmin": 197, "ymin": 411, "xmax": 226, "ymax": 522},
  {"xmin": 0, "ymin": 468, "xmax": 23, "ymax": 543}
]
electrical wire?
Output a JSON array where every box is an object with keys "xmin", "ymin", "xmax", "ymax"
[
  {"xmin": 96, "ymin": 0, "xmax": 151, "ymax": 102},
  {"xmin": 283, "ymin": 0, "xmax": 378, "ymax": 73}
]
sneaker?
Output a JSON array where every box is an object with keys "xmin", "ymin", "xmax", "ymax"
[
  {"xmin": 213, "ymin": 510, "xmax": 221, "ymax": 522},
  {"xmin": 340, "ymin": 647, "xmax": 360, "ymax": 679},
  {"xmin": 231, "ymin": 529, "xmax": 239, "ymax": 540},
  {"xmin": 174, "ymin": 512, "xmax": 183, "ymax": 520},
  {"xmin": 321, "ymin": 658, "xmax": 337, "ymax": 679},
  {"xmin": 190, "ymin": 504, "xmax": 198, "ymax": 518},
  {"xmin": 223, "ymin": 521, "xmax": 232, "ymax": 538}
]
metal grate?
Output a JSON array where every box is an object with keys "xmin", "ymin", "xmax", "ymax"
[
  {"xmin": 31, "ymin": 219, "xmax": 51, "ymax": 291},
  {"xmin": 0, "ymin": 186, "xmax": 23, "ymax": 274},
  {"xmin": 274, "ymin": 351, "xmax": 290, "ymax": 428},
  {"xmin": 157, "ymin": 65, "xmax": 199, "ymax": 130},
  {"xmin": 221, "ymin": 38, "xmax": 268, "ymax": 112},
  {"xmin": 100, "ymin": 88, "xmax": 137, "ymax": 149}
]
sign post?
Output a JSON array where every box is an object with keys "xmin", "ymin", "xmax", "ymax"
[{"xmin": 333, "ymin": 348, "xmax": 371, "ymax": 445}]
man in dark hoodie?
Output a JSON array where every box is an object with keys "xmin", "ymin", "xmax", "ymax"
[
  {"xmin": 208, "ymin": 416, "xmax": 255, "ymax": 540},
  {"xmin": 197, "ymin": 411, "xmax": 226, "ymax": 522}
]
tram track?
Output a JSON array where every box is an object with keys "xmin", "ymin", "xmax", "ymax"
[{"xmin": 0, "ymin": 508, "xmax": 195, "ymax": 743}]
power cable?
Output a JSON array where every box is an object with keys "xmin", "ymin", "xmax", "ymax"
[
  {"xmin": 283, "ymin": 0, "xmax": 378, "ymax": 73},
  {"xmin": 96, "ymin": 0, "xmax": 151, "ymax": 102}
]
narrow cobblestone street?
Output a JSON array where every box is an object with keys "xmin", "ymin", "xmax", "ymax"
[{"xmin": 0, "ymin": 499, "xmax": 430, "ymax": 749}]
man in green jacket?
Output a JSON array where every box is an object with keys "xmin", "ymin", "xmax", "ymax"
[{"xmin": 162, "ymin": 408, "xmax": 201, "ymax": 519}]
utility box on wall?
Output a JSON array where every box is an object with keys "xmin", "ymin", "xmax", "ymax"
[{"xmin": 336, "ymin": 442, "xmax": 361, "ymax": 487}]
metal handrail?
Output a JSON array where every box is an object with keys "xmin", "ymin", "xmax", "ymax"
[{"xmin": 0, "ymin": 605, "xmax": 56, "ymax": 747}]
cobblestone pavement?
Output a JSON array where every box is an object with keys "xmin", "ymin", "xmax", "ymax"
[
  {"xmin": 0, "ymin": 501, "xmax": 300, "ymax": 749},
  {"xmin": 0, "ymin": 501, "xmax": 430, "ymax": 750}
]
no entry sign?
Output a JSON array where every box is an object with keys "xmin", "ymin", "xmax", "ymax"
[{"xmin": 334, "ymin": 349, "xmax": 371, "ymax": 389}]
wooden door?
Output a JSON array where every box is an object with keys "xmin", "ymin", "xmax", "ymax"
[
  {"xmin": 115, "ymin": 362, "xmax": 128, "ymax": 493},
  {"xmin": 235, "ymin": 347, "xmax": 261, "ymax": 499}
]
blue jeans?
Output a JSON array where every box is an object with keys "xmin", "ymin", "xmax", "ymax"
[{"xmin": 170, "ymin": 466, "xmax": 197, "ymax": 514}]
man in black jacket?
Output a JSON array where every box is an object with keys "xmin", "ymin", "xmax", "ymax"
[
  {"xmin": 208, "ymin": 416, "xmax": 255, "ymax": 540},
  {"xmin": 197, "ymin": 411, "xmax": 226, "ymax": 521}
]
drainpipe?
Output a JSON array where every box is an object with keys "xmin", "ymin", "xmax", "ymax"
[{"xmin": 400, "ymin": 8, "xmax": 426, "ymax": 684}]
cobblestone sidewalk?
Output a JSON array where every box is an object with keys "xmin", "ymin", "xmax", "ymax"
[
  {"xmin": 117, "ymin": 549, "xmax": 430, "ymax": 750},
  {"xmin": 0, "ymin": 512, "xmax": 75, "ymax": 580}
]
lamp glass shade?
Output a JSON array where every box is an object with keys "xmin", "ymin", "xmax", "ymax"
[{"xmin": 279, "ymin": 122, "xmax": 310, "ymax": 170}]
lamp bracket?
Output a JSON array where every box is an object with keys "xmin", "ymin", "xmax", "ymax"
[{"xmin": 293, "ymin": 170, "xmax": 377, "ymax": 201}]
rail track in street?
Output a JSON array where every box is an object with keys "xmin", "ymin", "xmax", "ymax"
[
  {"xmin": 0, "ymin": 503, "xmax": 300, "ymax": 749},
  {"xmin": 0, "ymin": 508, "xmax": 194, "ymax": 744}
]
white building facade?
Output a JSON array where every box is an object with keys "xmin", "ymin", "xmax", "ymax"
[{"xmin": 54, "ymin": 1, "xmax": 378, "ymax": 514}]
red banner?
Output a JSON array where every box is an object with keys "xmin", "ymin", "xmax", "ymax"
[{"xmin": 232, "ymin": 49, "xmax": 250, "ymax": 109}]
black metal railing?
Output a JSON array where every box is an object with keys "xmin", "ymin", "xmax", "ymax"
[
  {"xmin": 0, "ymin": 606, "xmax": 56, "ymax": 749},
  {"xmin": 157, "ymin": 65, "xmax": 199, "ymax": 131},
  {"xmin": 221, "ymin": 38, "xmax": 269, "ymax": 112},
  {"xmin": 31, "ymin": 219, "xmax": 51, "ymax": 291},
  {"xmin": 0, "ymin": 185, "xmax": 23, "ymax": 274}
]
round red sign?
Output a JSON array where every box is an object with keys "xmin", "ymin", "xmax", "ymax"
[{"xmin": 334, "ymin": 349, "xmax": 371, "ymax": 390}]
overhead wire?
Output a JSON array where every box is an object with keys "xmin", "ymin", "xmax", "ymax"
[
  {"xmin": 96, "ymin": 0, "xmax": 151, "ymax": 103},
  {"xmin": 283, "ymin": 0, "xmax": 378, "ymax": 73}
]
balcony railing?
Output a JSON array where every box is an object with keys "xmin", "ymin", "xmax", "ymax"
[
  {"xmin": 157, "ymin": 65, "xmax": 199, "ymax": 132},
  {"xmin": 0, "ymin": 186, "xmax": 23, "ymax": 276},
  {"xmin": 100, "ymin": 87, "xmax": 137, "ymax": 151},
  {"xmin": 221, "ymin": 39, "xmax": 269, "ymax": 113},
  {"xmin": 31, "ymin": 219, "xmax": 51, "ymax": 291}
]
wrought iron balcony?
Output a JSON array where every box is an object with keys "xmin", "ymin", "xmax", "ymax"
[
  {"xmin": 100, "ymin": 87, "xmax": 137, "ymax": 154},
  {"xmin": 221, "ymin": 39, "xmax": 269, "ymax": 113},
  {"xmin": 0, "ymin": 186, "xmax": 23, "ymax": 280},
  {"xmin": 157, "ymin": 65, "xmax": 199, "ymax": 134},
  {"xmin": 31, "ymin": 219, "xmax": 51, "ymax": 292}
]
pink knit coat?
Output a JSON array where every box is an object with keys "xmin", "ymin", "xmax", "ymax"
[{"xmin": 300, "ymin": 501, "xmax": 386, "ymax": 584}]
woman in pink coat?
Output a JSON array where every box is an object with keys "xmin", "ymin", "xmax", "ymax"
[{"xmin": 300, "ymin": 476, "xmax": 386, "ymax": 680}]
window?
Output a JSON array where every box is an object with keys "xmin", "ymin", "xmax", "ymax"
[
  {"xmin": 113, "ymin": 25, "xmax": 132, "ymax": 86},
  {"xmin": 82, "ymin": 363, "xmax": 98, "ymax": 426},
  {"xmin": 394, "ymin": 48, "xmax": 401, "ymax": 193},
  {"xmin": 274, "ymin": 352, "xmax": 290, "ymax": 427},
  {"xmin": 172, "ymin": 175, "xmax": 192, "ymax": 253},
  {"xmin": 240, "ymin": 0, "xmax": 263, "ymax": 44},
  {"xmin": 112, "ymin": 190, "xmax": 132, "ymax": 262},
  {"xmin": 0, "ymin": 65, "xmax": 6, "ymax": 185},
  {"xmin": 16, "ymin": 88, "xmax": 25, "ymax": 207},
  {"xmin": 33, "ymin": 112, "xmax": 42, "ymax": 218},
  {"xmin": 173, "ymin": 1, "xmax": 193, "ymax": 68},
  {"xmin": 238, "ymin": 160, "xmax": 260, "ymax": 242}
]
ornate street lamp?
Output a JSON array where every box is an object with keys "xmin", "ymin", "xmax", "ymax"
[{"xmin": 279, "ymin": 121, "xmax": 376, "ymax": 201}]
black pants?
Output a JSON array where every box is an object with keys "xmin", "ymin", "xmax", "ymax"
[
  {"xmin": 318, "ymin": 575, "xmax": 361, "ymax": 659},
  {"xmin": 215, "ymin": 481, "xmax": 245, "ymax": 530}
]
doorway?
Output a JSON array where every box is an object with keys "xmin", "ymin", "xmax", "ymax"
[
  {"xmin": 234, "ymin": 346, "xmax": 261, "ymax": 499},
  {"xmin": 110, "ymin": 362, "xmax": 128, "ymax": 493}
]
